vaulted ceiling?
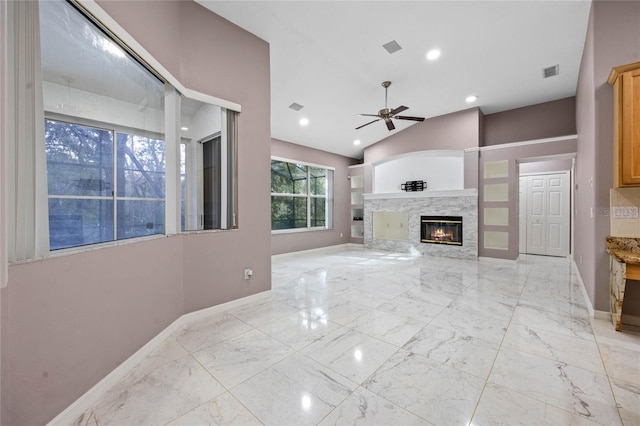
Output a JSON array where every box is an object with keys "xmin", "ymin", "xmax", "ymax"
[{"xmin": 197, "ymin": 1, "xmax": 591, "ymax": 159}]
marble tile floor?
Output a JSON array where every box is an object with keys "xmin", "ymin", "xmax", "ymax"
[{"xmin": 74, "ymin": 246, "xmax": 640, "ymax": 425}]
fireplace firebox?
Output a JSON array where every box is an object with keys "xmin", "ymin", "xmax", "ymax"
[{"xmin": 421, "ymin": 216, "xmax": 463, "ymax": 246}]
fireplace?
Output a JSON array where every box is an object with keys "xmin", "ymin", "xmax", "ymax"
[{"xmin": 421, "ymin": 216, "xmax": 463, "ymax": 246}]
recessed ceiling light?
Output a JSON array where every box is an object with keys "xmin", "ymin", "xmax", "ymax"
[
  {"xmin": 353, "ymin": 139, "xmax": 361, "ymax": 146},
  {"xmin": 426, "ymin": 49, "xmax": 441, "ymax": 61},
  {"xmin": 181, "ymin": 126, "xmax": 189, "ymax": 131},
  {"xmin": 299, "ymin": 117, "xmax": 309, "ymax": 126},
  {"xmin": 465, "ymin": 95, "xmax": 478, "ymax": 103}
]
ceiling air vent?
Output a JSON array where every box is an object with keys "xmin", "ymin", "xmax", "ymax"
[
  {"xmin": 382, "ymin": 40, "xmax": 402, "ymax": 54},
  {"xmin": 288, "ymin": 102, "xmax": 304, "ymax": 111},
  {"xmin": 543, "ymin": 64, "xmax": 559, "ymax": 78}
]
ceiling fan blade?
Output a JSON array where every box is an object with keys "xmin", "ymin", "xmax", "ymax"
[
  {"xmin": 395, "ymin": 116, "xmax": 425, "ymax": 122},
  {"xmin": 358, "ymin": 113, "xmax": 381, "ymax": 117},
  {"xmin": 385, "ymin": 119, "xmax": 395, "ymax": 131},
  {"xmin": 356, "ymin": 119, "xmax": 380, "ymax": 130},
  {"xmin": 390, "ymin": 105, "xmax": 408, "ymax": 115}
]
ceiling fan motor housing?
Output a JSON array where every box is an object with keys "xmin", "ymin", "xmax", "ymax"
[{"xmin": 355, "ymin": 80, "xmax": 425, "ymax": 131}]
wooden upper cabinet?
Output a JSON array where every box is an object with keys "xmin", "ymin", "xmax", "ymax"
[{"xmin": 609, "ymin": 62, "xmax": 640, "ymax": 187}]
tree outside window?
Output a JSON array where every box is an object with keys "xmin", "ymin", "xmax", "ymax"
[{"xmin": 271, "ymin": 159, "xmax": 331, "ymax": 231}]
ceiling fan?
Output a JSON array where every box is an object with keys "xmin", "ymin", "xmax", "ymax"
[{"xmin": 356, "ymin": 81, "xmax": 425, "ymax": 131}]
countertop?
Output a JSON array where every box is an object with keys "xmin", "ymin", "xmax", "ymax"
[{"xmin": 607, "ymin": 236, "xmax": 640, "ymax": 264}]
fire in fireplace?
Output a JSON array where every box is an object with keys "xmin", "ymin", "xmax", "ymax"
[{"xmin": 421, "ymin": 216, "xmax": 463, "ymax": 246}]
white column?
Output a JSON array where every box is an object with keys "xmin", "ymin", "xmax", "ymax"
[
  {"xmin": 1, "ymin": 0, "xmax": 11, "ymax": 285},
  {"xmin": 164, "ymin": 85, "xmax": 180, "ymax": 235}
]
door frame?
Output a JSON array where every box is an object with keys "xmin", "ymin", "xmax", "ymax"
[{"xmin": 518, "ymin": 169, "xmax": 573, "ymax": 257}]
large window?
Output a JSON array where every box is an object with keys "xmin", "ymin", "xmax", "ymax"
[
  {"xmin": 45, "ymin": 118, "xmax": 165, "ymax": 249},
  {"xmin": 180, "ymin": 97, "xmax": 237, "ymax": 232},
  {"xmin": 40, "ymin": 0, "xmax": 166, "ymax": 250},
  {"xmin": 271, "ymin": 159, "xmax": 333, "ymax": 231}
]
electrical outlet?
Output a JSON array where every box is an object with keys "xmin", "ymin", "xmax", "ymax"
[
  {"xmin": 340, "ymin": 232, "xmax": 343, "ymax": 238},
  {"xmin": 244, "ymin": 268, "xmax": 253, "ymax": 280}
]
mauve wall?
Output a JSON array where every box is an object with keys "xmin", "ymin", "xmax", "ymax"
[
  {"xmin": 271, "ymin": 139, "xmax": 357, "ymax": 255},
  {"xmin": 483, "ymin": 97, "xmax": 577, "ymax": 146},
  {"xmin": 575, "ymin": 0, "xmax": 640, "ymax": 313},
  {"xmin": 6, "ymin": 238, "xmax": 184, "ymax": 425},
  {"xmin": 363, "ymin": 108, "xmax": 482, "ymax": 164},
  {"xmin": 172, "ymin": 1, "xmax": 271, "ymax": 313},
  {"xmin": 478, "ymin": 139, "xmax": 577, "ymax": 260},
  {"xmin": 576, "ymin": 4, "xmax": 597, "ymax": 310},
  {"xmin": 520, "ymin": 159, "xmax": 573, "ymax": 174},
  {"xmin": 3, "ymin": 1, "xmax": 271, "ymax": 424}
]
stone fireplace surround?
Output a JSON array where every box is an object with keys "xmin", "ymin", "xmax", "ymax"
[{"xmin": 363, "ymin": 189, "xmax": 478, "ymax": 260}]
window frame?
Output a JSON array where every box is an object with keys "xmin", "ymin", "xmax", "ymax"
[
  {"xmin": 45, "ymin": 113, "xmax": 167, "ymax": 249},
  {"xmin": 270, "ymin": 156, "xmax": 334, "ymax": 233}
]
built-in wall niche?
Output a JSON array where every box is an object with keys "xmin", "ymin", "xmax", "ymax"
[
  {"xmin": 484, "ymin": 208, "xmax": 509, "ymax": 226},
  {"xmin": 351, "ymin": 192, "xmax": 364, "ymax": 205},
  {"xmin": 351, "ymin": 175, "xmax": 364, "ymax": 189},
  {"xmin": 374, "ymin": 150, "xmax": 464, "ymax": 193},
  {"xmin": 482, "ymin": 159, "xmax": 511, "ymax": 252},
  {"xmin": 484, "ymin": 231, "xmax": 509, "ymax": 250},
  {"xmin": 351, "ymin": 224, "xmax": 364, "ymax": 238},
  {"xmin": 372, "ymin": 211, "xmax": 409, "ymax": 241},
  {"xmin": 484, "ymin": 183, "xmax": 509, "ymax": 202},
  {"xmin": 484, "ymin": 160, "xmax": 509, "ymax": 179}
]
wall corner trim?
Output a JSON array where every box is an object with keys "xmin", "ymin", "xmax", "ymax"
[{"xmin": 46, "ymin": 290, "xmax": 272, "ymax": 425}]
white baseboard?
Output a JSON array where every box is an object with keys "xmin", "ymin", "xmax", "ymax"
[
  {"xmin": 47, "ymin": 290, "xmax": 272, "ymax": 425},
  {"xmin": 571, "ymin": 260, "xmax": 640, "ymax": 327},
  {"xmin": 271, "ymin": 243, "xmax": 354, "ymax": 259},
  {"xmin": 572, "ymin": 259, "xmax": 596, "ymax": 318},
  {"xmin": 594, "ymin": 309, "xmax": 611, "ymax": 321},
  {"xmin": 479, "ymin": 256, "xmax": 517, "ymax": 264}
]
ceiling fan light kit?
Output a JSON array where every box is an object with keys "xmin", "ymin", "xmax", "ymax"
[{"xmin": 356, "ymin": 81, "xmax": 425, "ymax": 131}]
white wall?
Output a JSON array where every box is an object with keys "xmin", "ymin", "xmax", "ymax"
[
  {"xmin": 373, "ymin": 150, "xmax": 464, "ymax": 193},
  {"xmin": 188, "ymin": 102, "xmax": 221, "ymax": 142},
  {"xmin": 43, "ymin": 81, "xmax": 164, "ymax": 133}
]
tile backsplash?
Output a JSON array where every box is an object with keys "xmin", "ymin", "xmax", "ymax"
[{"xmin": 610, "ymin": 188, "xmax": 640, "ymax": 237}]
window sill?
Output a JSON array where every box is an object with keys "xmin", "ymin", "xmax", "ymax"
[
  {"xmin": 10, "ymin": 228, "xmax": 243, "ymax": 266},
  {"xmin": 271, "ymin": 227, "xmax": 332, "ymax": 235},
  {"xmin": 180, "ymin": 228, "xmax": 238, "ymax": 235}
]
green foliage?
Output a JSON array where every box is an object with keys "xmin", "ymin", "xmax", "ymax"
[{"xmin": 270, "ymin": 160, "xmax": 329, "ymax": 230}]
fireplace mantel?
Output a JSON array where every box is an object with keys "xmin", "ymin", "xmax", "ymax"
[{"xmin": 364, "ymin": 189, "xmax": 477, "ymax": 200}]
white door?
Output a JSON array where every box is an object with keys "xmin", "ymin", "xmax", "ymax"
[
  {"xmin": 527, "ymin": 176, "xmax": 547, "ymax": 255},
  {"xmin": 523, "ymin": 172, "xmax": 569, "ymax": 257}
]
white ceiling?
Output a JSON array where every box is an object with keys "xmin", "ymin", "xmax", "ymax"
[{"xmin": 196, "ymin": 0, "xmax": 592, "ymax": 159}]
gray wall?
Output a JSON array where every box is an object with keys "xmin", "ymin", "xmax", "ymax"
[
  {"xmin": 2, "ymin": 1, "xmax": 271, "ymax": 424},
  {"xmin": 484, "ymin": 97, "xmax": 576, "ymax": 146},
  {"xmin": 271, "ymin": 138, "xmax": 358, "ymax": 255},
  {"xmin": 575, "ymin": 0, "xmax": 640, "ymax": 312}
]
